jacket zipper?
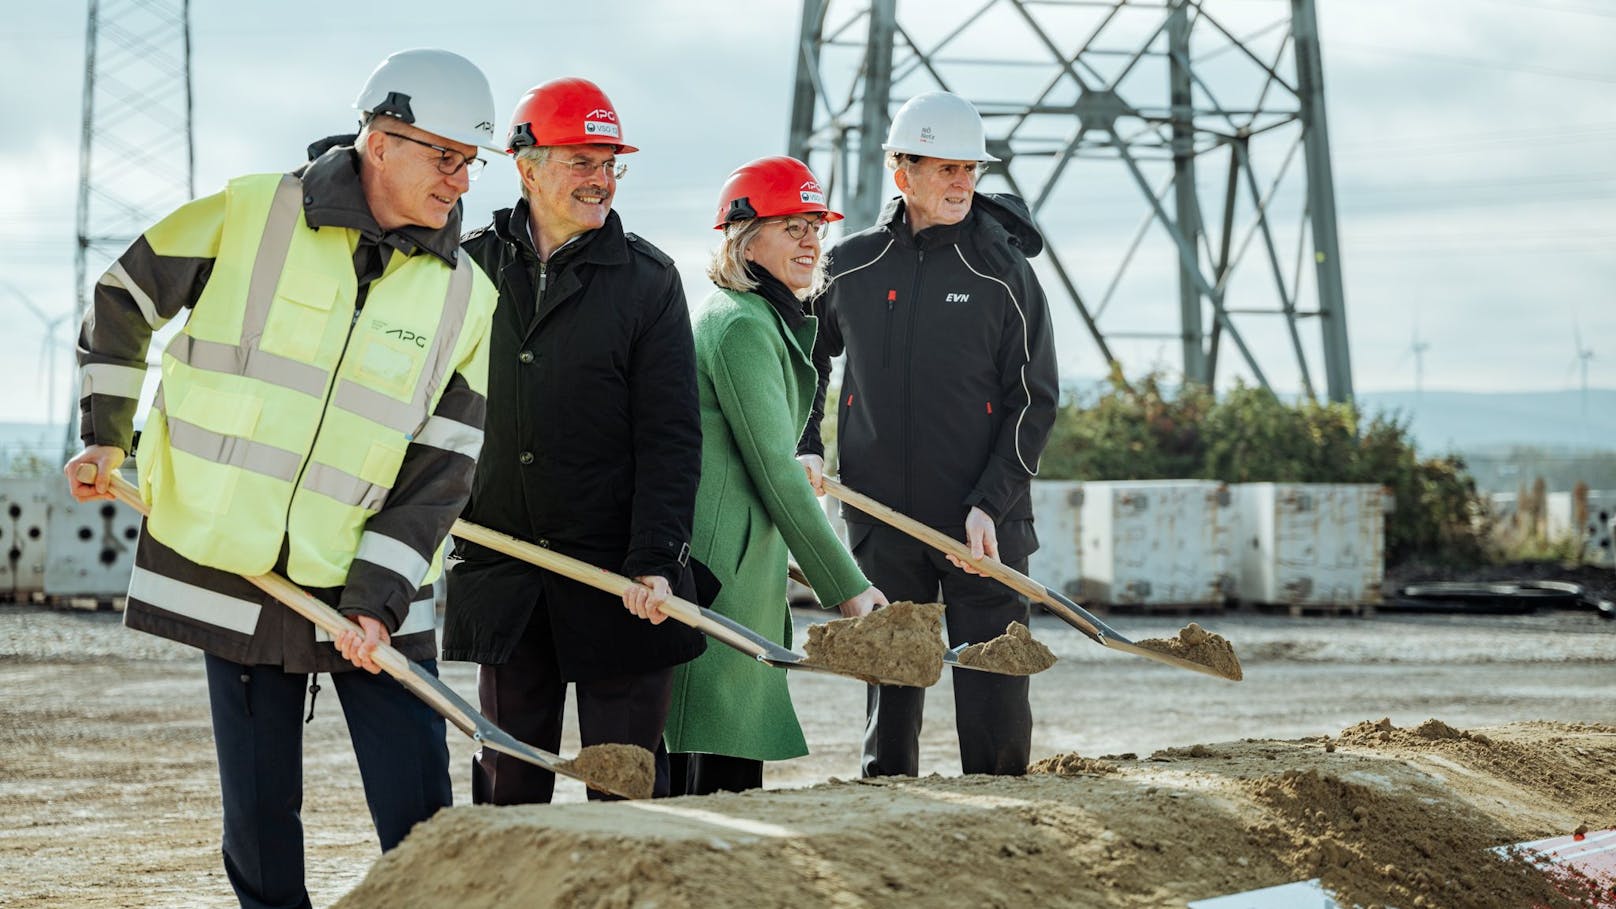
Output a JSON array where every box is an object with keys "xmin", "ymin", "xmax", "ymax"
[
  {"xmin": 283, "ymin": 305, "xmax": 364, "ymax": 556},
  {"xmin": 903, "ymin": 248, "xmax": 924, "ymax": 514}
]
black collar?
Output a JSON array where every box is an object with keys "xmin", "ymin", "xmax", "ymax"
[
  {"xmin": 876, "ymin": 196, "xmax": 972, "ymax": 250},
  {"xmin": 492, "ymin": 198, "xmax": 630, "ymax": 269},
  {"xmin": 746, "ymin": 263, "xmax": 807, "ymax": 329},
  {"xmin": 296, "ymin": 145, "xmax": 462, "ymax": 267}
]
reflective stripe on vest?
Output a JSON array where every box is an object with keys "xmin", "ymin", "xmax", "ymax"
[
  {"xmin": 140, "ymin": 171, "xmax": 483, "ymax": 586},
  {"xmin": 128, "ymin": 564, "xmax": 262, "ymax": 635}
]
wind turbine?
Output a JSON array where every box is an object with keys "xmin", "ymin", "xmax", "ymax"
[
  {"xmin": 1410, "ymin": 325, "xmax": 1430, "ymax": 408},
  {"xmin": 1573, "ymin": 319, "xmax": 1594, "ymax": 423},
  {"xmin": 0, "ymin": 281, "xmax": 72, "ymax": 428},
  {"xmin": 1396, "ymin": 314, "xmax": 1432, "ymax": 412}
]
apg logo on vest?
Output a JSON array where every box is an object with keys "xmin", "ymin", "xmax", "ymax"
[{"xmin": 369, "ymin": 318, "xmax": 430, "ymax": 348}]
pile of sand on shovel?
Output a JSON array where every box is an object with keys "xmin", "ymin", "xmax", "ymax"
[
  {"xmin": 802, "ymin": 601, "xmax": 945, "ymax": 687},
  {"xmin": 554, "ymin": 744, "xmax": 655, "ymax": 800},
  {"xmin": 1134, "ymin": 622, "xmax": 1243, "ymax": 680},
  {"xmin": 956, "ymin": 621, "xmax": 1057, "ymax": 675}
]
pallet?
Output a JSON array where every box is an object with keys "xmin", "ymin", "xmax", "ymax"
[
  {"xmin": 51, "ymin": 595, "xmax": 125, "ymax": 613},
  {"xmin": 1084, "ymin": 601, "xmax": 1229, "ymax": 617},
  {"xmin": 1244, "ymin": 600, "xmax": 1376, "ymax": 618}
]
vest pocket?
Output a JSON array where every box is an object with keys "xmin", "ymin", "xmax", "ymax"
[
  {"xmin": 262, "ymin": 271, "xmax": 339, "ymax": 363},
  {"xmin": 349, "ymin": 333, "xmax": 420, "ymax": 401},
  {"xmin": 360, "ymin": 438, "xmax": 408, "ymax": 489},
  {"xmin": 167, "ymin": 386, "xmax": 265, "ymax": 516}
]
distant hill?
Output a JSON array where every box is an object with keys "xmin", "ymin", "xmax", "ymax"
[{"xmin": 1356, "ymin": 390, "xmax": 1616, "ymax": 454}]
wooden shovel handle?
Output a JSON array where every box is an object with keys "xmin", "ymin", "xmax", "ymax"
[
  {"xmin": 70, "ymin": 464, "xmax": 658, "ymax": 794},
  {"xmin": 449, "ymin": 519, "xmax": 770, "ymax": 662},
  {"xmin": 75, "ymin": 464, "xmax": 405, "ymax": 670}
]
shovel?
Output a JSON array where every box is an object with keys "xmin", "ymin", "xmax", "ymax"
[
  {"xmin": 449, "ymin": 519, "xmax": 1013, "ymax": 683},
  {"xmin": 821, "ymin": 476, "xmax": 1241, "ymax": 681},
  {"xmin": 77, "ymin": 465, "xmax": 642, "ymax": 798}
]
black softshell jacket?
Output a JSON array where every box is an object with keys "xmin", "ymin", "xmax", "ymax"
[{"xmin": 800, "ymin": 194, "xmax": 1059, "ymax": 555}]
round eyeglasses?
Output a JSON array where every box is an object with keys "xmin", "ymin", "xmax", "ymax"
[{"xmin": 775, "ymin": 216, "xmax": 829, "ymax": 240}]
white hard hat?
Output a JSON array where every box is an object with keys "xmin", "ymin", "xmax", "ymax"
[
  {"xmin": 353, "ymin": 48, "xmax": 504, "ymax": 154},
  {"xmin": 882, "ymin": 91, "xmax": 1000, "ymax": 163}
]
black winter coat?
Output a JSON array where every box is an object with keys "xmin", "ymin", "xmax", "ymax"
[
  {"xmin": 441, "ymin": 202, "xmax": 705, "ymax": 680},
  {"xmin": 800, "ymin": 194, "xmax": 1059, "ymax": 562}
]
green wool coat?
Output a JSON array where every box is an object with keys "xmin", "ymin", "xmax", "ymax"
[{"xmin": 664, "ymin": 286, "xmax": 870, "ymax": 761}]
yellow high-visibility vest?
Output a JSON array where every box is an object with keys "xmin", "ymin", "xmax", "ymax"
[{"xmin": 137, "ymin": 172, "xmax": 494, "ymax": 588}]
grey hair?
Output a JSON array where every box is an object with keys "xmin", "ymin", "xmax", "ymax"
[
  {"xmin": 885, "ymin": 151, "xmax": 919, "ymax": 171},
  {"xmin": 514, "ymin": 146, "xmax": 553, "ymax": 201},
  {"xmin": 706, "ymin": 218, "xmax": 830, "ymax": 300}
]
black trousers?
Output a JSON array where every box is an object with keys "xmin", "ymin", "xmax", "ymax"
[
  {"xmin": 853, "ymin": 523, "xmax": 1033, "ymax": 777},
  {"xmin": 205, "ymin": 653, "xmax": 452, "ymax": 909},
  {"xmin": 472, "ymin": 604, "xmax": 676, "ymax": 804},
  {"xmin": 668, "ymin": 752, "xmax": 765, "ymax": 796}
]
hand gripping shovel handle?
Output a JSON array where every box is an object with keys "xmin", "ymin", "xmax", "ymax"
[
  {"xmin": 821, "ymin": 477, "xmax": 1238, "ymax": 680},
  {"xmin": 77, "ymin": 465, "xmax": 639, "ymax": 798},
  {"xmin": 449, "ymin": 519, "xmax": 923, "ymax": 686}
]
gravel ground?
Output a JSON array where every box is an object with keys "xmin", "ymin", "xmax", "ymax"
[{"xmin": 1, "ymin": 601, "xmax": 1612, "ymax": 908}]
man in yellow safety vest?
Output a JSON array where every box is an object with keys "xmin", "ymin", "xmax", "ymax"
[{"xmin": 63, "ymin": 48, "xmax": 501, "ymax": 909}]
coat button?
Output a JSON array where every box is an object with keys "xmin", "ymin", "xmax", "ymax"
[
  {"xmin": 518, "ymin": 350, "xmax": 534, "ymax": 364},
  {"xmin": 519, "ymin": 451, "xmax": 534, "ymax": 465}
]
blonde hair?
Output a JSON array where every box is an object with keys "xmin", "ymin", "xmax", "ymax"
[{"xmin": 706, "ymin": 218, "xmax": 829, "ymax": 300}]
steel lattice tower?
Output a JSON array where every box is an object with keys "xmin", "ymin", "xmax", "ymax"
[
  {"xmin": 789, "ymin": 0, "xmax": 1353, "ymax": 402},
  {"xmin": 71, "ymin": 0, "xmax": 194, "ymax": 446}
]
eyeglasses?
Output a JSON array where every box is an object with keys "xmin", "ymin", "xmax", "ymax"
[
  {"xmin": 774, "ymin": 216, "xmax": 829, "ymax": 240},
  {"xmin": 550, "ymin": 157, "xmax": 628, "ymax": 181},
  {"xmin": 381, "ymin": 131, "xmax": 486, "ymax": 180}
]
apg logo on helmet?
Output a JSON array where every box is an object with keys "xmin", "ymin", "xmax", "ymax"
[
  {"xmin": 799, "ymin": 179, "xmax": 826, "ymax": 206},
  {"xmin": 585, "ymin": 108, "xmax": 617, "ymax": 122}
]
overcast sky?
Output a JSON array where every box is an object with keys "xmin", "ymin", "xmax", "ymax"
[{"xmin": 2, "ymin": 0, "xmax": 1613, "ymax": 429}]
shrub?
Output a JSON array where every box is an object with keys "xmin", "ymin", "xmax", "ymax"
[{"xmin": 1040, "ymin": 374, "xmax": 1488, "ymax": 566}]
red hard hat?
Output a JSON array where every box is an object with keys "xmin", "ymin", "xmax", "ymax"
[
  {"xmin": 505, "ymin": 77, "xmax": 638, "ymax": 154},
  {"xmin": 713, "ymin": 156, "xmax": 844, "ymax": 230}
]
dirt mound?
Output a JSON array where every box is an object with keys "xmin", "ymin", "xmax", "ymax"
[
  {"xmin": 1332, "ymin": 717, "xmax": 1616, "ymax": 822},
  {"xmin": 334, "ymin": 722, "xmax": 1613, "ymax": 909},
  {"xmin": 802, "ymin": 600, "xmax": 945, "ymax": 687},
  {"xmin": 957, "ymin": 621, "xmax": 1057, "ymax": 675},
  {"xmin": 1027, "ymin": 752, "xmax": 1117, "ymax": 776},
  {"xmin": 1134, "ymin": 622, "xmax": 1243, "ymax": 680}
]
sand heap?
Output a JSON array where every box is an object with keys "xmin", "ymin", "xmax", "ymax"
[
  {"xmin": 802, "ymin": 600, "xmax": 945, "ymax": 687},
  {"xmin": 957, "ymin": 621, "xmax": 1057, "ymax": 675},
  {"xmin": 1027, "ymin": 751, "xmax": 1117, "ymax": 776},
  {"xmin": 555, "ymin": 744, "xmax": 655, "ymax": 801},
  {"xmin": 1134, "ymin": 621, "xmax": 1243, "ymax": 680},
  {"xmin": 335, "ymin": 721, "xmax": 1614, "ymax": 909}
]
